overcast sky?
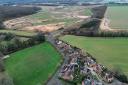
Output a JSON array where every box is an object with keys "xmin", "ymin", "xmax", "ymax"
[{"xmin": 0, "ymin": 0, "xmax": 128, "ymax": 4}]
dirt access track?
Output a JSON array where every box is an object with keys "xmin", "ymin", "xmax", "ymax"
[
  {"xmin": 100, "ymin": 18, "xmax": 128, "ymax": 32},
  {"xmin": 99, "ymin": 6, "xmax": 128, "ymax": 32}
]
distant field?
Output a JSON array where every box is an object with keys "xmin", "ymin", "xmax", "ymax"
[
  {"xmin": 0, "ymin": 30, "xmax": 36, "ymax": 37},
  {"xmin": 29, "ymin": 11, "xmax": 53, "ymax": 20},
  {"xmin": 106, "ymin": 6, "xmax": 128, "ymax": 29},
  {"xmin": 60, "ymin": 35, "xmax": 128, "ymax": 75},
  {"xmin": 28, "ymin": 10, "xmax": 79, "ymax": 26},
  {"xmin": 82, "ymin": 8, "xmax": 92, "ymax": 16},
  {"xmin": 27, "ymin": 6, "xmax": 91, "ymax": 26},
  {"xmin": 32, "ymin": 18, "xmax": 79, "ymax": 26},
  {"xmin": 5, "ymin": 42, "xmax": 62, "ymax": 85},
  {"xmin": 3, "ymin": 6, "xmax": 92, "ymax": 30}
]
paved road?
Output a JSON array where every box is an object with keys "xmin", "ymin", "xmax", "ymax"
[{"xmin": 46, "ymin": 34, "xmax": 75, "ymax": 85}]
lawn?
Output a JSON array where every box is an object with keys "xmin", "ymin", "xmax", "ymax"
[
  {"xmin": 0, "ymin": 30, "xmax": 36, "ymax": 37},
  {"xmin": 4, "ymin": 42, "xmax": 62, "ymax": 85},
  {"xmin": 60, "ymin": 35, "xmax": 128, "ymax": 75},
  {"xmin": 105, "ymin": 5, "xmax": 128, "ymax": 29}
]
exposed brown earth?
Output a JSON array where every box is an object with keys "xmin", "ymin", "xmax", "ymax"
[
  {"xmin": 3, "ymin": 17, "xmax": 37, "ymax": 29},
  {"xmin": 22, "ymin": 23, "xmax": 65, "ymax": 32}
]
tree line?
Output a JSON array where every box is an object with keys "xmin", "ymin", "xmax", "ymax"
[
  {"xmin": 0, "ymin": 32, "xmax": 45, "ymax": 55},
  {"xmin": 63, "ymin": 19, "xmax": 128, "ymax": 37},
  {"xmin": 0, "ymin": 6, "xmax": 41, "ymax": 28}
]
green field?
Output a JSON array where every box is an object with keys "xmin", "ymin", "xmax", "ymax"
[
  {"xmin": 27, "ymin": 6, "xmax": 91, "ymax": 26},
  {"xmin": 0, "ymin": 30, "xmax": 36, "ymax": 37},
  {"xmin": 83, "ymin": 8, "xmax": 92, "ymax": 16},
  {"xmin": 106, "ymin": 6, "xmax": 128, "ymax": 29},
  {"xmin": 60, "ymin": 35, "xmax": 128, "ymax": 75},
  {"xmin": 5, "ymin": 42, "xmax": 62, "ymax": 85},
  {"xmin": 29, "ymin": 11, "xmax": 53, "ymax": 20},
  {"xmin": 28, "ymin": 10, "xmax": 79, "ymax": 26},
  {"xmin": 33, "ymin": 18, "xmax": 79, "ymax": 26}
]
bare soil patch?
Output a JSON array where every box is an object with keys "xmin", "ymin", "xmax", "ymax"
[{"xmin": 22, "ymin": 23, "xmax": 64, "ymax": 32}]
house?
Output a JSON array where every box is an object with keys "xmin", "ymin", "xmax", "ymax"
[
  {"xmin": 104, "ymin": 72, "xmax": 114, "ymax": 83},
  {"xmin": 82, "ymin": 77, "xmax": 103, "ymax": 85}
]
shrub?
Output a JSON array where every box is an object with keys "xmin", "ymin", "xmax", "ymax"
[
  {"xmin": 113, "ymin": 68, "xmax": 128, "ymax": 83},
  {"xmin": 0, "ymin": 32, "xmax": 45, "ymax": 55}
]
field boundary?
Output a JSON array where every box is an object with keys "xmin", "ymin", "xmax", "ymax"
[
  {"xmin": 100, "ymin": 5, "xmax": 128, "ymax": 32},
  {"xmin": 44, "ymin": 41, "xmax": 64, "ymax": 85},
  {"xmin": 100, "ymin": 18, "xmax": 128, "ymax": 32}
]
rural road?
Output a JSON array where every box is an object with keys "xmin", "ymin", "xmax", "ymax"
[{"xmin": 46, "ymin": 33, "xmax": 74, "ymax": 85}]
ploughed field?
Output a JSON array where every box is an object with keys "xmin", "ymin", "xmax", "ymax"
[
  {"xmin": 105, "ymin": 5, "xmax": 128, "ymax": 29},
  {"xmin": 4, "ymin": 42, "xmax": 62, "ymax": 85},
  {"xmin": 60, "ymin": 35, "xmax": 128, "ymax": 76}
]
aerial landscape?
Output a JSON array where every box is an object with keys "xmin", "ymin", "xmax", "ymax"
[{"xmin": 0, "ymin": 0, "xmax": 128, "ymax": 85}]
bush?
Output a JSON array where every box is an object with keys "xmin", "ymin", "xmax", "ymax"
[
  {"xmin": 33, "ymin": 32, "xmax": 45, "ymax": 43},
  {"xmin": 4, "ymin": 33, "xmax": 15, "ymax": 41},
  {"xmin": 116, "ymin": 74, "xmax": 128, "ymax": 83},
  {"xmin": 113, "ymin": 68, "xmax": 128, "ymax": 83}
]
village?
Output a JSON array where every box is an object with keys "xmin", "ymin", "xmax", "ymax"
[{"xmin": 55, "ymin": 39, "xmax": 114, "ymax": 85}]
